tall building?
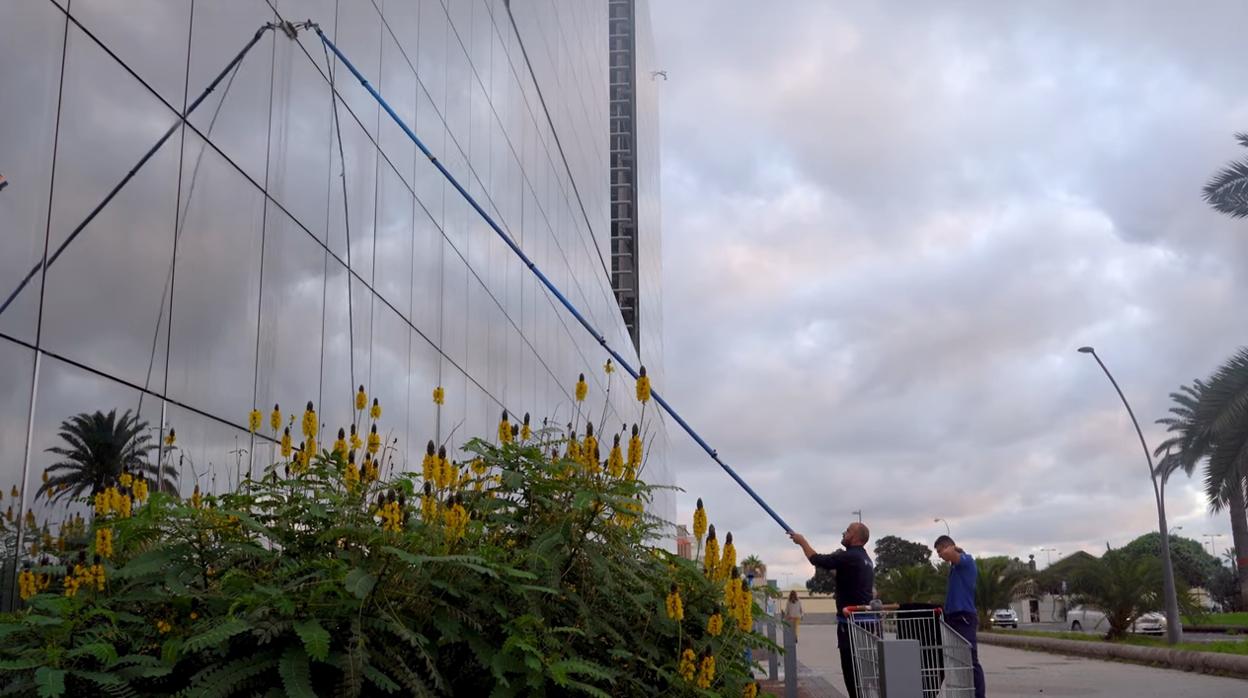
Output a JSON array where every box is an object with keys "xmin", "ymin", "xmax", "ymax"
[{"xmin": 0, "ymin": 0, "xmax": 667, "ymax": 608}]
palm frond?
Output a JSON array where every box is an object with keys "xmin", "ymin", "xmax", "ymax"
[{"xmin": 1205, "ymin": 159, "xmax": 1248, "ymax": 218}]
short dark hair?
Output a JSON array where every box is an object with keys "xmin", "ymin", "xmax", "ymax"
[{"xmin": 934, "ymin": 535, "xmax": 955, "ymax": 550}]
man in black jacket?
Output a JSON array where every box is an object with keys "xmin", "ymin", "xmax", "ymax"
[{"xmin": 790, "ymin": 523, "xmax": 873, "ymax": 698}]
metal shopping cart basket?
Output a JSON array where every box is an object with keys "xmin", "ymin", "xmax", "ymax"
[{"xmin": 842, "ymin": 604, "xmax": 975, "ymax": 697}]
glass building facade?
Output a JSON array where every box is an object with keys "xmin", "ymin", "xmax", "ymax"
[{"xmin": 0, "ymin": 0, "xmax": 667, "ymax": 608}]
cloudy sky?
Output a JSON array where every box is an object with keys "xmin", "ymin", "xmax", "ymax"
[{"xmin": 652, "ymin": 0, "xmax": 1248, "ymax": 585}]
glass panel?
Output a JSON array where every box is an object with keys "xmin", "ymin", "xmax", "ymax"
[
  {"xmin": 267, "ymin": 34, "xmax": 333, "ymax": 243},
  {"xmin": 71, "ymin": 0, "xmax": 191, "ymax": 108},
  {"xmin": 407, "ymin": 332, "xmax": 440, "ymax": 466},
  {"xmin": 319, "ymin": 256, "xmax": 356, "ymax": 435},
  {"xmin": 436, "ymin": 358, "xmax": 466, "ymax": 453},
  {"xmin": 331, "ymin": 0, "xmax": 382, "ymax": 142},
  {"xmin": 378, "ymin": 27, "xmax": 416, "ymax": 188},
  {"xmin": 254, "ymin": 203, "xmax": 326, "ymax": 446},
  {"xmin": 369, "ymin": 303, "xmax": 408, "ymax": 474},
  {"xmin": 162, "ymin": 402, "xmax": 252, "ymax": 496},
  {"xmin": 325, "ymin": 115, "xmax": 377, "ymax": 282},
  {"xmin": 164, "ymin": 131, "xmax": 264, "ymax": 423},
  {"xmin": 0, "ymin": 339, "xmax": 35, "ymax": 612},
  {"xmin": 41, "ymin": 23, "xmax": 180, "ymax": 390},
  {"xmin": 0, "ymin": 2, "xmax": 65, "ymax": 344},
  {"xmin": 374, "ymin": 165, "xmax": 414, "ymax": 320},
  {"xmin": 187, "ymin": 1, "xmax": 277, "ymax": 187},
  {"xmin": 440, "ymin": 244, "xmax": 468, "ymax": 369},
  {"xmin": 411, "ymin": 208, "xmax": 443, "ymax": 341},
  {"xmin": 417, "ymin": 0, "xmax": 447, "ymax": 119}
]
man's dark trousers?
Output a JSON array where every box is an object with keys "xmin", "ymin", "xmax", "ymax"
[
  {"xmin": 836, "ymin": 621, "xmax": 858, "ymax": 698},
  {"xmin": 945, "ymin": 611, "xmax": 986, "ymax": 698}
]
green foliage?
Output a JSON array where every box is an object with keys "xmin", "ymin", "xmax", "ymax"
[
  {"xmin": 873, "ymin": 535, "xmax": 932, "ymax": 576},
  {"xmin": 1070, "ymin": 552, "xmax": 1164, "ymax": 640},
  {"xmin": 876, "ymin": 565, "xmax": 944, "ymax": 605},
  {"xmin": 1116, "ymin": 533, "xmax": 1222, "ymax": 589},
  {"xmin": 0, "ymin": 432, "xmax": 771, "ymax": 696},
  {"xmin": 804, "ymin": 567, "xmax": 835, "ymax": 595},
  {"xmin": 973, "ymin": 557, "xmax": 1031, "ymax": 629}
]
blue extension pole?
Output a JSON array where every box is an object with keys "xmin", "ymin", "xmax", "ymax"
[{"xmin": 316, "ymin": 28, "xmax": 793, "ymax": 534}]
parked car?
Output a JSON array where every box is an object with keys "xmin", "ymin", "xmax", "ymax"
[
  {"xmin": 1066, "ymin": 606, "xmax": 1166, "ymax": 635},
  {"xmin": 990, "ymin": 608, "xmax": 1019, "ymax": 628}
]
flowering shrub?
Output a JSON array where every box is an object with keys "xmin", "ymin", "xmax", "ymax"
[{"xmin": 0, "ymin": 384, "xmax": 772, "ymax": 696}]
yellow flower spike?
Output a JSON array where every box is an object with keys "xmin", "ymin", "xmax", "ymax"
[
  {"xmin": 744, "ymin": 681, "xmax": 759, "ymax": 698},
  {"xmin": 607, "ymin": 435, "xmax": 624, "ymax": 478},
  {"xmin": 635, "ymin": 365, "xmax": 651, "ymax": 404},
  {"xmin": 345, "ymin": 453, "xmax": 360, "ymax": 492},
  {"xmin": 164, "ymin": 428, "xmax": 176, "ymax": 447},
  {"xmin": 334, "ymin": 428, "xmax": 348, "ymax": 460},
  {"xmin": 696, "ymin": 651, "xmax": 716, "ymax": 689},
  {"xmin": 575, "ymin": 373, "xmax": 588, "ymax": 402},
  {"xmin": 718, "ymin": 532, "xmax": 737, "ymax": 582},
  {"xmin": 95, "ymin": 527, "xmax": 113, "ymax": 558},
  {"xmin": 41, "ymin": 470, "xmax": 48, "ymax": 484},
  {"xmin": 498, "ymin": 411, "xmax": 512, "ymax": 444},
  {"xmin": 191, "ymin": 485, "xmax": 202, "ymax": 509},
  {"xmin": 736, "ymin": 578, "xmax": 754, "ymax": 630},
  {"xmin": 248, "ymin": 409, "xmax": 262, "ymax": 434},
  {"xmin": 306, "ymin": 436, "xmax": 317, "ymax": 461},
  {"xmin": 432, "ymin": 385, "xmax": 444, "ymax": 405},
  {"xmin": 270, "ymin": 404, "xmax": 282, "ymax": 432},
  {"xmin": 366, "ymin": 424, "xmax": 380, "ymax": 455},
  {"xmin": 301, "ymin": 401, "xmax": 317, "ymax": 440},
  {"xmin": 18, "ymin": 567, "xmax": 36, "ymax": 600},
  {"xmin": 421, "ymin": 482, "xmax": 438, "ymax": 524},
  {"xmin": 603, "ymin": 358, "xmax": 614, "ymax": 375},
  {"xmin": 156, "ymin": 619, "xmax": 172, "ymax": 634},
  {"xmin": 435, "ymin": 446, "xmax": 451, "ymax": 489},
  {"xmin": 521, "ymin": 413, "xmax": 532, "ymax": 442},
  {"xmin": 280, "ymin": 427, "xmax": 292, "ymax": 459},
  {"xmin": 370, "ymin": 397, "xmax": 381, "ymax": 421},
  {"xmin": 707, "ymin": 612, "xmax": 723, "ymax": 637},
  {"xmin": 693, "ymin": 498, "xmax": 707, "ymax": 543},
  {"xmin": 664, "ymin": 584, "xmax": 684, "ymax": 621},
  {"xmin": 678, "ymin": 648, "xmax": 697, "ymax": 682},
  {"xmin": 582, "ymin": 422, "xmax": 598, "ymax": 470},
  {"xmin": 704, "ymin": 525, "xmax": 719, "ymax": 578},
  {"xmin": 443, "ymin": 498, "xmax": 468, "ymax": 543},
  {"xmin": 421, "ymin": 441, "xmax": 436, "ymax": 483},
  {"xmin": 119, "ymin": 472, "xmax": 132, "ymax": 488},
  {"xmin": 355, "ymin": 385, "xmax": 367, "ymax": 412},
  {"xmin": 626, "ymin": 424, "xmax": 642, "ymax": 479}
]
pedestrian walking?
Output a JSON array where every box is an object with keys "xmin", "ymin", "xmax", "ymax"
[
  {"xmin": 784, "ymin": 590, "xmax": 804, "ymax": 640},
  {"xmin": 790, "ymin": 522, "xmax": 873, "ymax": 698},
  {"xmin": 935, "ymin": 535, "xmax": 986, "ymax": 698}
]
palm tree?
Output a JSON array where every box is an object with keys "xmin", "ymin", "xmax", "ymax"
[
  {"xmin": 740, "ymin": 554, "xmax": 766, "ymax": 582},
  {"xmin": 1203, "ymin": 133, "xmax": 1248, "ymax": 218},
  {"xmin": 36, "ymin": 410, "xmax": 173, "ymax": 505},
  {"xmin": 973, "ymin": 557, "xmax": 1030, "ymax": 630},
  {"xmin": 877, "ymin": 564, "xmax": 944, "ymax": 605},
  {"xmin": 1071, "ymin": 553, "xmax": 1163, "ymax": 640},
  {"xmin": 1155, "ymin": 368, "xmax": 1248, "ymax": 609}
]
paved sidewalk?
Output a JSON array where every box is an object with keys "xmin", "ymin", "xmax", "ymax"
[{"xmin": 793, "ymin": 623, "xmax": 1248, "ymax": 696}]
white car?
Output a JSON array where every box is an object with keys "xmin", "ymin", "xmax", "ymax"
[
  {"xmin": 1066, "ymin": 606, "xmax": 1166, "ymax": 635},
  {"xmin": 990, "ymin": 608, "xmax": 1019, "ymax": 628}
]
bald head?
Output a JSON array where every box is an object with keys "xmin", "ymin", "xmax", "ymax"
[{"xmin": 843, "ymin": 522, "xmax": 870, "ymax": 548}]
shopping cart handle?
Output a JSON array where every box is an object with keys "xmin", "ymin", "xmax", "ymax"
[{"xmin": 840, "ymin": 604, "xmax": 945, "ymax": 617}]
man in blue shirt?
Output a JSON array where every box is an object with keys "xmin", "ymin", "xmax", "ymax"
[
  {"xmin": 791, "ymin": 522, "xmax": 873, "ymax": 698},
  {"xmin": 935, "ymin": 535, "xmax": 985, "ymax": 698}
]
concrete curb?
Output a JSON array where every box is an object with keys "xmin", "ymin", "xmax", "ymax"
[{"xmin": 980, "ymin": 631, "xmax": 1248, "ymax": 679}]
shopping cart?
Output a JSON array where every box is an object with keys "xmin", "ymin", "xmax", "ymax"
[{"xmin": 842, "ymin": 604, "xmax": 975, "ymax": 697}]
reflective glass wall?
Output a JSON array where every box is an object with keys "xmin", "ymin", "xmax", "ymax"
[{"xmin": 0, "ymin": 0, "xmax": 670, "ymax": 609}]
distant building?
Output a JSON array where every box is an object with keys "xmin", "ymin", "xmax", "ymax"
[{"xmin": 675, "ymin": 525, "xmax": 693, "ymax": 560}]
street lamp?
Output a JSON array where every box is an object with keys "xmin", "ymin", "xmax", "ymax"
[
  {"xmin": 934, "ymin": 518, "xmax": 950, "ymax": 535},
  {"xmin": 1169, "ymin": 526, "xmax": 1183, "ymax": 536},
  {"xmin": 1203, "ymin": 533, "xmax": 1224, "ymax": 556},
  {"xmin": 1077, "ymin": 346, "xmax": 1183, "ymax": 644},
  {"xmin": 852, "ymin": 509, "xmax": 862, "ymax": 523},
  {"xmin": 1039, "ymin": 547, "xmax": 1058, "ymax": 567}
]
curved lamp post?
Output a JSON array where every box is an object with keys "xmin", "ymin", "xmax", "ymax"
[
  {"xmin": 1077, "ymin": 346, "xmax": 1182, "ymax": 644},
  {"xmin": 934, "ymin": 518, "xmax": 951, "ymax": 535}
]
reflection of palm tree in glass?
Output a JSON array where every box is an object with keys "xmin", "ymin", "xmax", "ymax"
[{"xmin": 36, "ymin": 410, "xmax": 176, "ymax": 504}]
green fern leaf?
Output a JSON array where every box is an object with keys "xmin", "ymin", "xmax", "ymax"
[
  {"xmin": 344, "ymin": 567, "xmax": 376, "ymax": 598},
  {"xmin": 183, "ymin": 618, "xmax": 251, "ymax": 653},
  {"xmin": 34, "ymin": 667, "xmax": 66, "ymax": 698},
  {"xmin": 293, "ymin": 619, "xmax": 331, "ymax": 661},
  {"xmin": 278, "ymin": 646, "xmax": 315, "ymax": 698}
]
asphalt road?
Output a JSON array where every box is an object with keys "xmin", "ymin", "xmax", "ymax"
[
  {"xmin": 981, "ymin": 642, "xmax": 1248, "ymax": 697},
  {"xmin": 794, "ymin": 624, "xmax": 1248, "ymax": 697}
]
